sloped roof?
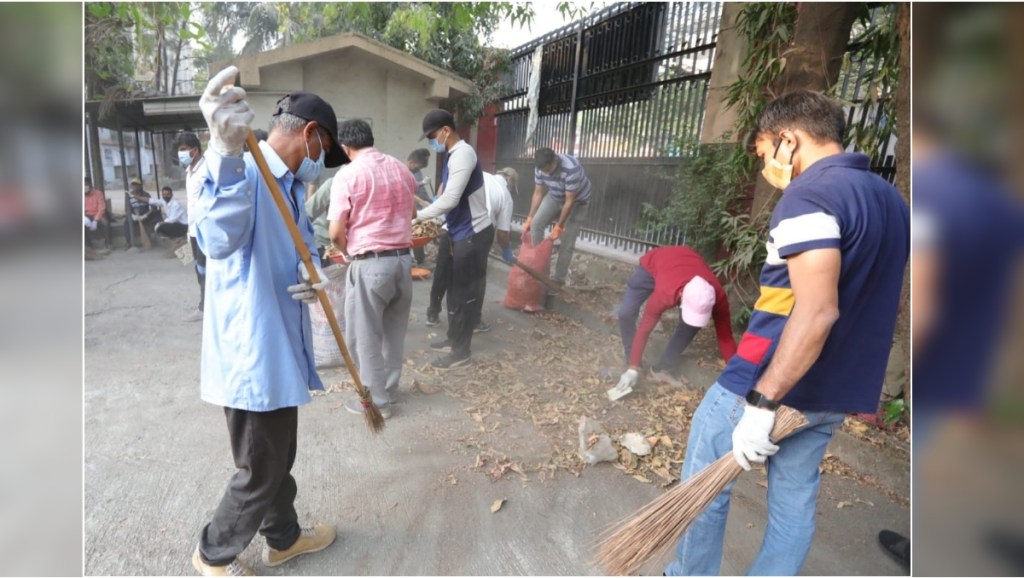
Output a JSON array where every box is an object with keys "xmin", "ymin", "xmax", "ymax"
[{"xmin": 218, "ymin": 32, "xmax": 475, "ymax": 101}]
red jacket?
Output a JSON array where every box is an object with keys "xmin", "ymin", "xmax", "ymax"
[{"xmin": 632, "ymin": 246, "xmax": 737, "ymax": 367}]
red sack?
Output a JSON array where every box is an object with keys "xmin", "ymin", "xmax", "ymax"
[{"xmin": 503, "ymin": 234, "xmax": 555, "ymax": 311}]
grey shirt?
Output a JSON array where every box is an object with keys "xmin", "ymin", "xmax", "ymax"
[{"xmin": 305, "ymin": 177, "xmax": 334, "ymax": 249}]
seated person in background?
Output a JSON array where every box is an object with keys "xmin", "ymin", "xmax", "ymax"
[
  {"xmin": 149, "ymin": 186, "xmax": 189, "ymax": 240},
  {"xmin": 84, "ymin": 177, "xmax": 109, "ymax": 251},
  {"xmin": 125, "ymin": 177, "xmax": 159, "ymax": 246}
]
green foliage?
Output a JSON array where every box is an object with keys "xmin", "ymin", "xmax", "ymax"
[
  {"xmin": 85, "ymin": 1, "xmax": 208, "ymax": 101},
  {"xmin": 642, "ymin": 139, "xmax": 751, "ymax": 263},
  {"xmin": 724, "ymin": 1, "xmax": 798, "ymax": 165},
  {"xmin": 190, "ymin": 2, "xmax": 585, "ymax": 125},
  {"xmin": 881, "ymin": 397, "xmax": 908, "ymax": 427},
  {"xmin": 712, "ymin": 207, "xmax": 770, "ymax": 310},
  {"xmin": 643, "ymin": 3, "xmax": 797, "ymax": 312},
  {"xmin": 834, "ymin": 4, "xmax": 900, "ymax": 163}
]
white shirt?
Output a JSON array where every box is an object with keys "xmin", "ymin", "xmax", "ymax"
[
  {"xmin": 482, "ymin": 172, "xmax": 513, "ymax": 232},
  {"xmin": 186, "ymin": 156, "xmax": 207, "ymax": 236},
  {"xmin": 149, "ymin": 197, "xmax": 188, "ymax": 225}
]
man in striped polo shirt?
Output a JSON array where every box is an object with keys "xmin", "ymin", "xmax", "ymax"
[
  {"xmin": 523, "ymin": 147, "xmax": 592, "ymax": 284},
  {"xmin": 664, "ymin": 91, "xmax": 909, "ymax": 575}
]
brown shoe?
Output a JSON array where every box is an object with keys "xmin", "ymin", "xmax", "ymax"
[
  {"xmin": 191, "ymin": 547, "xmax": 253, "ymax": 576},
  {"xmin": 261, "ymin": 524, "xmax": 337, "ymax": 567}
]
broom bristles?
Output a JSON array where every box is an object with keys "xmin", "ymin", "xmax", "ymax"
[
  {"xmin": 355, "ymin": 391, "xmax": 386, "ymax": 433},
  {"xmin": 595, "ymin": 406, "xmax": 808, "ymax": 576}
]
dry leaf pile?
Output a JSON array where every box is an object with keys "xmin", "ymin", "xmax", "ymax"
[
  {"xmin": 406, "ymin": 311, "xmax": 705, "ymax": 486},
  {"xmin": 412, "ymin": 220, "xmax": 442, "ymax": 239}
]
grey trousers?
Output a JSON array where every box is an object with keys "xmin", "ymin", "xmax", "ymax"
[
  {"xmin": 530, "ymin": 194, "xmax": 589, "ymax": 283},
  {"xmin": 344, "ymin": 253, "xmax": 413, "ymax": 406}
]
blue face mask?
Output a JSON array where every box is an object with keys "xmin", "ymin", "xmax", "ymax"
[
  {"xmin": 427, "ymin": 129, "xmax": 447, "ymax": 154},
  {"xmin": 178, "ymin": 150, "xmax": 193, "ymax": 167},
  {"xmin": 295, "ymin": 130, "xmax": 325, "ymax": 183}
]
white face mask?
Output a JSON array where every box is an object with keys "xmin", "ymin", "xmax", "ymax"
[
  {"xmin": 178, "ymin": 150, "xmax": 194, "ymax": 167},
  {"xmin": 294, "ymin": 130, "xmax": 325, "ymax": 183},
  {"xmin": 761, "ymin": 140, "xmax": 795, "ymax": 190}
]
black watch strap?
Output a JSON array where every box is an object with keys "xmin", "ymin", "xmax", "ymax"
[{"xmin": 745, "ymin": 389, "xmax": 780, "ymax": 411}]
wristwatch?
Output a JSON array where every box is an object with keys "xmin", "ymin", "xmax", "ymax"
[{"xmin": 745, "ymin": 389, "xmax": 780, "ymax": 411}]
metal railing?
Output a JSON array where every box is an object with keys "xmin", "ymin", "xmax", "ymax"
[
  {"xmin": 496, "ymin": 2, "xmax": 722, "ymax": 253},
  {"xmin": 495, "ymin": 2, "xmax": 900, "ymax": 255}
]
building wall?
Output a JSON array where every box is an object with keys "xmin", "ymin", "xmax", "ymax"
[{"xmin": 95, "ymin": 127, "xmax": 156, "ymax": 188}]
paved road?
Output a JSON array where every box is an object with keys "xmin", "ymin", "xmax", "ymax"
[{"xmin": 84, "ymin": 250, "xmax": 908, "ymax": 575}]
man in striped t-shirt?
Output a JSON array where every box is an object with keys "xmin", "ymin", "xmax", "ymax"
[
  {"xmin": 523, "ymin": 147, "xmax": 592, "ymax": 284},
  {"xmin": 664, "ymin": 91, "xmax": 908, "ymax": 576}
]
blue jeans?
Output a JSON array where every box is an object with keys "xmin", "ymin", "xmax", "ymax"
[{"xmin": 665, "ymin": 383, "xmax": 846, "ymax": 576}]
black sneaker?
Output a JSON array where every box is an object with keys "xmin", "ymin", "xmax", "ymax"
[
  {"xmin": 425, "ymin": 312, "xmax": 441, "ymax": 327},
  {"xmin": 430, "ymin": 339, "xmax": 452, "ymax": 352},
  {"xmin": 877, "ymin": 530, "xmax": 910, "ymax": 573},
  {"xmin": 474, "ymin": 321, "xmax": 491, "ymax": 333},
  {"xmin": 431, "ymin": 352, "xmax": 470, "ymax": 370}
]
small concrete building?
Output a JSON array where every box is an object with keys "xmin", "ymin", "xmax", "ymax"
[{"xmin": 221, "ymin": 32, "xmax": 475, "ymax": 181}]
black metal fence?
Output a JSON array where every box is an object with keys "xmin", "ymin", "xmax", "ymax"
[
  {"xmin": 496, "ymin": 2, "xmax": 721, "ymax": 254},
  {"xmin": 496, "ymin": 2, "xmax": 899, "ymax": 255},
  {"xmin": 836, "ymin": 4, "xmax": 899, "ymax": 184}
]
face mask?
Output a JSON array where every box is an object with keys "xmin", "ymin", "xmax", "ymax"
[
  {"xmin": 428, "ymin": 129, "xmax": 447, "ymax": 154},
  {"xmin": 178, "ymin": 150, "xmax": 193, "ymax": 167},
  {"xmin": 761, "ymin": 140, "xmax": 795, "ymax": 190},
  {"xmin": 295, "ymin": 130, "xmax": 326, "ymax": 183},
  {"xmin": 84, "ymin": 186, "xmax": 91, "ymax": 194}
]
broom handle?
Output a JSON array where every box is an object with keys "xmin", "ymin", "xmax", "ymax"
[{"xmin": 244, "ymin": 131, "xmax": 371, "ymax": 402}]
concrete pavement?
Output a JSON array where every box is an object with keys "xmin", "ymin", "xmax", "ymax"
[{"xmin": 84, "ymin": 249, "xmax": 908, "ymax": 575}]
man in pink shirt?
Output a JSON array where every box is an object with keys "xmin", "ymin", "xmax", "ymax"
[
  {"xmin": 328, "ymin": 119, "xmax": 417, "ymax": 419},
  {"xmin": 84, "ymin": 177, "xmax": 109, "ymax": 251},
  {"xmin": 609, "ymin": 245, "xmax": 737, "ymax": 400}
]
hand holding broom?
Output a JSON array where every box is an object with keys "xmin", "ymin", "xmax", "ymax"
[
  {"xmin": 595, "ymin": 405, "xmax": 809, "ymax": 576},
  {"xmin": 200, "ymin": 66, "xmax": 385, "ymax": 433}
]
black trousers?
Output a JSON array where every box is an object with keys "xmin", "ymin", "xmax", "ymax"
[
  {"xmin": 198, "ymin": 406, "xmax": 301, "ymax": 565},
  {"xmin": 189, "ymin": 235, "xmax": 207, "ymax": 311},
  {"xmin": 155, "ymin": 221, "xmax": 188, "ymax": 239},
  {"xmin": 84, "ymin": 218, "xmax": 108, "ymax": 249},
  {"xmin": 427, "ymin": 230, "xmax": 452, "ymax": 319},
  {"xmin": 447, "ymin": 226, "xmax": 494, "ymax": 357}
]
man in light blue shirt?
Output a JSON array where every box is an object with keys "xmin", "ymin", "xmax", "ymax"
[{"xmin": 190, "ymin": 66, "xmax": 350, "ymax": 576}]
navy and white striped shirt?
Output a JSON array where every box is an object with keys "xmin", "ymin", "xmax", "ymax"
[
  {"xmin": 718, "ymin": 153, "xmax": 909, "ymax": 414},
  {"xmin": 534, "ymin": 153, "xmax": 592, "ymax": 203}
]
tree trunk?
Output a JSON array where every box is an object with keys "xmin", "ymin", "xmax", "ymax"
[
  {"xmin": 894, "ymin": 2, "xmax": 911, "ymax": 402},
  {"xmin": 894, "ymin": 3, "xmax": 909, "ymax": 205},
  {"xmin": 750, "ymin": 2, "xmax": 859, "ymax": 216},
  {"xmin": 699, "ymin": 2, "xmax": 745, "ymax": 145},
  {"xmin": 171, "ymin": 21, "xmax": 184, "ymax": 96}
]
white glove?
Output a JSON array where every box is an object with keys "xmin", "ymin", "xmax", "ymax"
[
  {"xmin": 617, "ymin": 368, "xmax": 638, "ymax": 390},
  {"xmin": 287, "ymin": 262, "xmax": 329, "ymax": 305},
  {"xmin": 732, "ymin": 404, "xmax": 779, "ymax": 471},
  {"xmin": 199, "ymin": 66, "xmax": 255, "ymax": 157},
  {"xmin": 131, "ymin": 214, "xmax": 140, "ymax": 222}
]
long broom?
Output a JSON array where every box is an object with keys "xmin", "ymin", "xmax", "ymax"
[
  {"xmin": 245, "ymin": 130, "xmax": 386, "ymax": 433},
  {"xmin": 595, "ymin": 405, "xmax": 808, "ymax": 575}
]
